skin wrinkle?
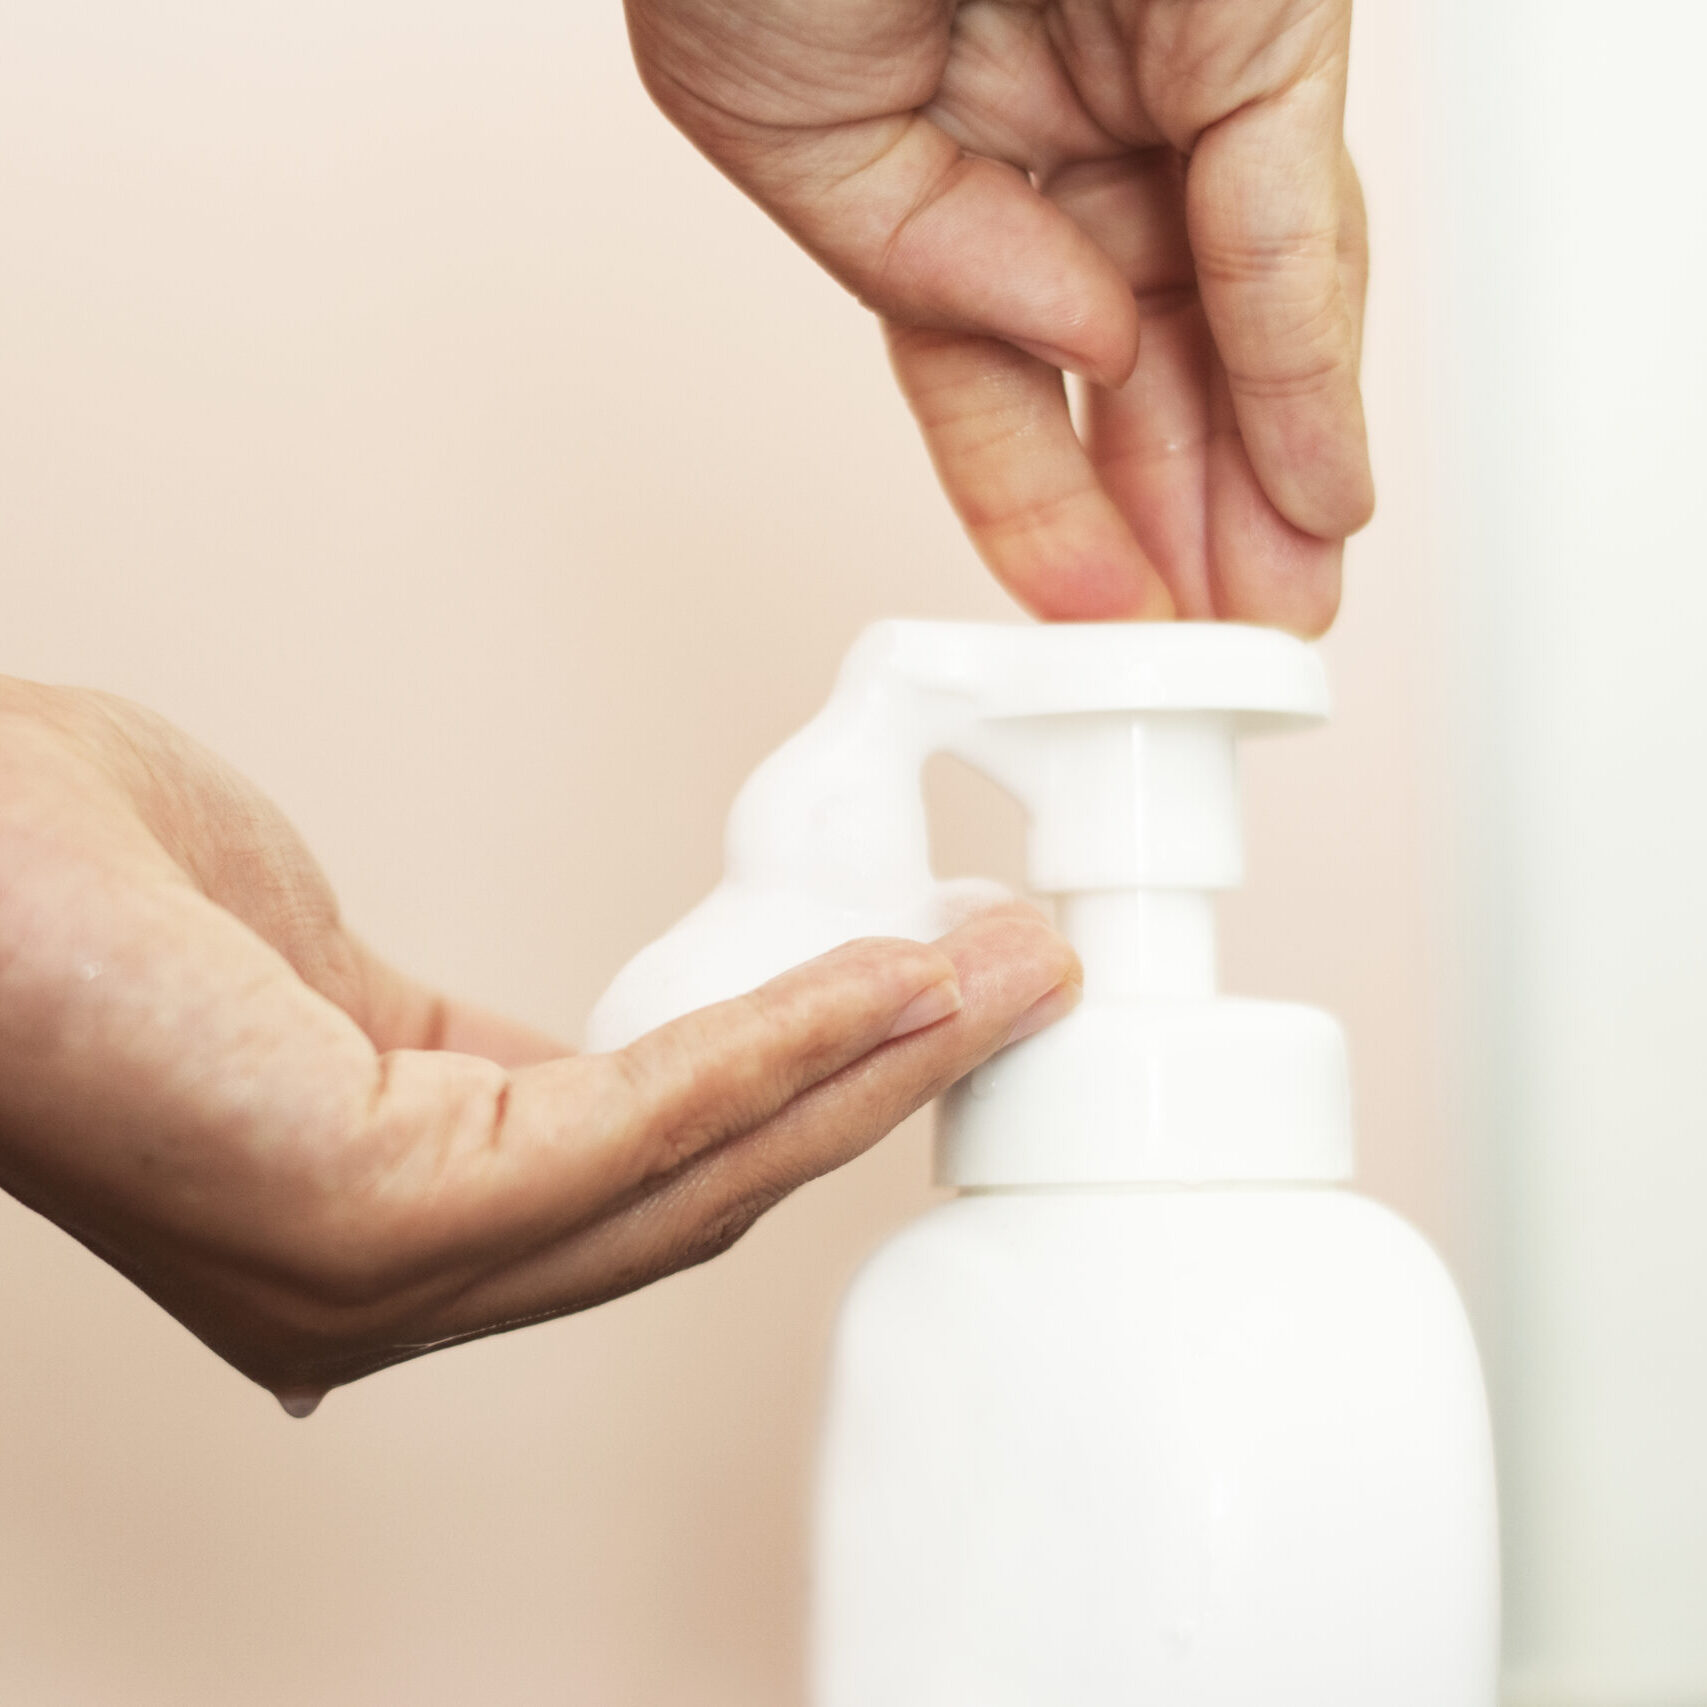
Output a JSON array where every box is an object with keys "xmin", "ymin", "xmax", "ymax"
[
  {"xmin": 1190, "ymin": 224, "xmax": 1343, "ymax": 284},
  {"xmin": 915, "ymin": 383, "xmax": 1061, "ymax": 461},
  {"xmin": 632, "ymin": 3, "xmax": 947, "ymax": 135},
  {"xmin": 973, "ymin": 482, "xmax": 1109, "ymax": 543},
  {"xmin": 484, "ymin": 1075, "xmax": 513, "ymax": 1159},
  {"xmin": 362, "ymin": 1047, "xmax": 398, "ymax": 1133},
  {"xmin": 83, "ymin": 699, "xmax": 360, "ymax": 1007},
  {"xmin": 861, "ymin": 117, "xmax": 965, "ymax": 294},
  {"xmin": 619, "ymin": 1030, "xmax": 734, "ymax": 1177},
  {"xmin": 1194, "ymin": 218, "xmax": 1354, "ymax": 369},
  {"xmin": 369, "ymin": 1060, "xmax": 513, "ymax": 1217},
  {"xmin": 86, "ymin": 702, "xmax": 251, "ymax": 899},
  {"xmin": 1219, "ymin": 346, "xmax": 1349, "ymax": 400},
  {"xmin": 1044, "ymin": 6, "xmax": 1150, "ymax": 148},
  {"xmin": 1128, "ymin": 0, "xmax": 1344, "ymax": 140},
  {"xmin": 931, "ymin": 4, "xmax": 1127, "ymax": 173},
  {"xmin": 332, "ymin": 1192, "xmax": 719, "ymax": 1382},
  {"xmin": 895, "ymin": 342, "xmax": 1081, "ymax": 475}
]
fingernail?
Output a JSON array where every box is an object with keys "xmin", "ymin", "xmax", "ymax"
[
  {"xmin": 1003, "ymin": 979, "xmax": 1082, "ymax": 1048},
  {"xmin": 886, "ymin": 977, "xmax": 963, "ymax": 1041}
]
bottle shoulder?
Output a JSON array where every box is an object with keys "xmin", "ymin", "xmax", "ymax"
[
  {"xmin": 837, "ymin": 1187, "xmax": 1478, "ymax": 1369},
  {"xmin": 858, "ymin": 1184, "xmax": 1443, "ymax": 1265}
]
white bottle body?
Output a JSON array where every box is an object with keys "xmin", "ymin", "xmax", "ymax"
[{"xmin": 812, "ymin": 1187, "xmax": 1499, "ymax": 1707}]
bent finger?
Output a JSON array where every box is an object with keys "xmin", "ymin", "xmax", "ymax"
[
  {"xmin": 886, "ymin": 322, "xmax": 1175, "ymax": 620},
  {"xmin": 1187, "ymin": 79, "xmax": 1372, "ymax": 542}
]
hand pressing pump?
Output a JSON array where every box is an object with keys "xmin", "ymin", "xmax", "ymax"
[{"xmin": 588, "ymin": 620, "xmax": 1500, "ymax": 1706}]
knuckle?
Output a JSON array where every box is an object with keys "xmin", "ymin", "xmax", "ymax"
[
  {"xmin": 971, "ymin": 486, "xmax": 1089, "ymax": 547},
  {"xmin": 1193, "ymin": 226, "xmax": 1339, "ymax": 290},
  {"xmin": 1195, "ymin": 256, "xmax": 1358, "ymax": 395},
  {"xmin": 1228, "ymin": 348, "xmax": 1347, "ymax": 402},
  {"xmin": 906, "ymin": 359, "xmax": 1049, "ymax": 445},
  {"xmin": 645, "ymin": 1112, "xmax": 715, "ymax": 1180},
  {"xmin": 737, "ymin": 978, "xmax": 834, "ymax": 1082},
  {"xmin": 1222, "ymin": 300, "xmax": 1356, "ymax": 400},
  {"xmin": 690, "ymin": 1207, "xmax": 758, "ymax": 1267}
]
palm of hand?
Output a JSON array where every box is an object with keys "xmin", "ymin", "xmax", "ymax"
[
  {"xmin": 630, "ymin": 0, "xmax": 1369, "ymax": 630},
  {"xmin": 0, "ymin": 682, "xmax": 1072, "ymax": 1408}
]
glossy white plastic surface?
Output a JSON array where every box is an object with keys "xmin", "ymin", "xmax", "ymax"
[
  {"xmin": 584, "ymin": 619, "xmax": 1499, "ymax": 1705},
  {"xmin": 941, "ymin": 997, "xmax": 1350, "ymax": 1186},
  {"xmin": 814, "ymin": 1190, "xmax": 1500, "ymax": 1707},
  {"xmin": 586, "ymin": 620, "xmax": 1349, "ymax": 1185}
]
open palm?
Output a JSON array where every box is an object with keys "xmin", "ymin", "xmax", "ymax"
[
  {"xmin": 0, "ymin": 680, "xmax": 1075, "ymax": 1408},
  {"xmin": 629, "ymin": 0, "xmax": 1369, "ymax": 631}
]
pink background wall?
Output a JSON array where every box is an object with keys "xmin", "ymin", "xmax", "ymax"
[{"xmin": 0, "ymin": 4, "xmax": 1451, "ymax": 1701}]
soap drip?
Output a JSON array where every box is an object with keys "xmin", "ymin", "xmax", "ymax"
[{"xmin": 275, "ymin": 1388, "xmax": 325, "ymax": 1419}]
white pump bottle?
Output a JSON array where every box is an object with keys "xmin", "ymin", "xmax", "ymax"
[{"xmin": 587, "ymin": 620, "xmax": 1500, "ymax": 1706}]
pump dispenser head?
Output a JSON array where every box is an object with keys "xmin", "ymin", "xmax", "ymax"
[{"xmin": 586, "ymin": 621, "xmax": 1352, "ymax": 1187}]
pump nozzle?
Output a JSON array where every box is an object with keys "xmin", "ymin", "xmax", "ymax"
[{"xmin": 585, "ymin": 622, "xmax": 1350, "ymax": 1188}]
